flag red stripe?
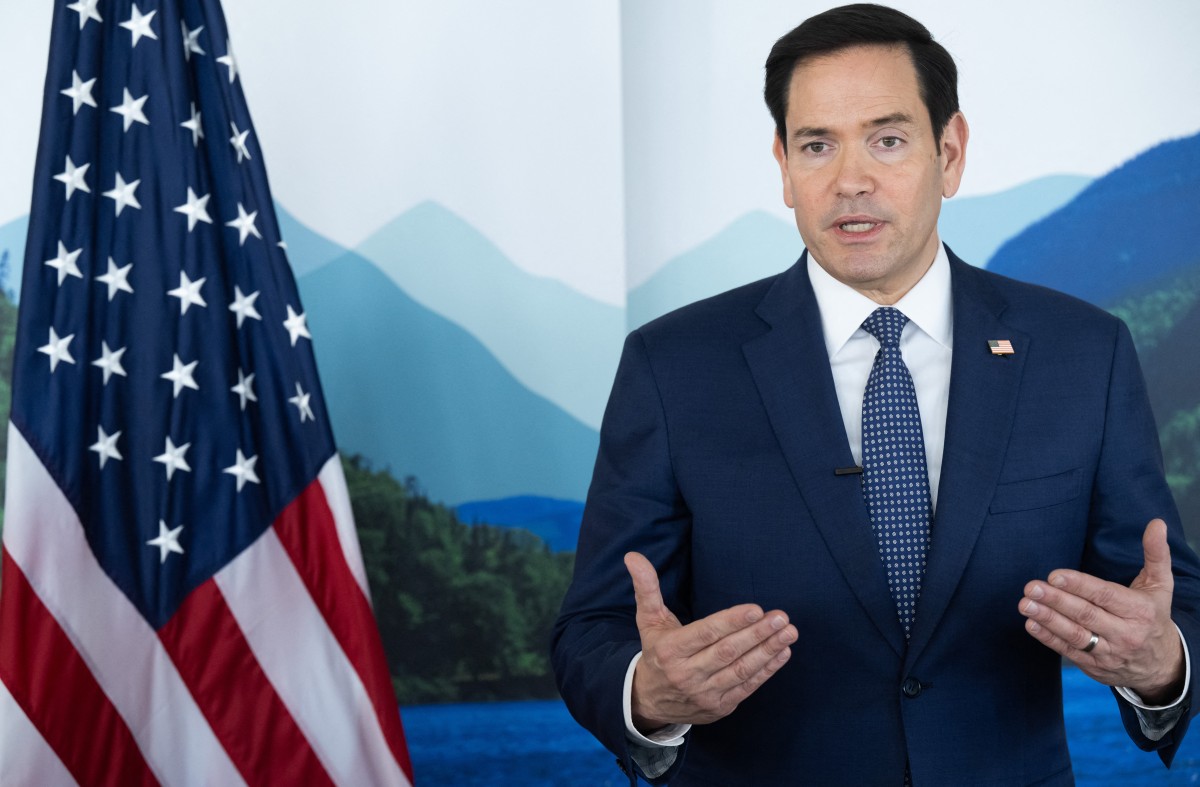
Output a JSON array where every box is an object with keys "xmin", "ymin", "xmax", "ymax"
[
  {"xmin": 157, "ymin": 579, "xmax": 335, "ymax": 787},
  {"xmin": 275, "ymin": 477, "xmax": 415, "ymax": 783},
  {"xmin": 0, "ymin": 548, "xmax": 158, "ymax": 787}
]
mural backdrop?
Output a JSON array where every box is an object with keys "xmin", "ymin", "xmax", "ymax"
[{"xmin": 1, "ymin": 1, "xmax": 1199, "ymax": 783}]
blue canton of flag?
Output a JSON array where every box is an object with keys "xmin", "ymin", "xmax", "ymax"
[{"xmin": 0, "ymin": 2, "xmax": 413, "ymax": 784}]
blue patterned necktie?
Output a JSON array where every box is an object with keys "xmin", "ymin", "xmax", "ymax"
[{"xmin": 860, "ymin": 307, "xmax": 932, "ymax": 640}]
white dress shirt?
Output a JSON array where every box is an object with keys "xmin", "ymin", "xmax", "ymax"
[{"xmin": 623, "ymin": 246, "xmax": 1187, "ymax": 773}]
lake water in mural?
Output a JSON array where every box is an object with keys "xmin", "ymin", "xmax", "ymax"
[{"xmin": 403, "ymin": 667, "xmax": 1200, "ymax": 785}]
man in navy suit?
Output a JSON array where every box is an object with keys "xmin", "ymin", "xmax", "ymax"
[{"xmin": 552, "ymin": 4, "xmax": 1199, "ymax": 784}]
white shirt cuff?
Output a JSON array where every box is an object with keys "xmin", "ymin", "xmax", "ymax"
[{"xmin": 623, "ymin": 651, "xmax": 690, "ymax": 747}]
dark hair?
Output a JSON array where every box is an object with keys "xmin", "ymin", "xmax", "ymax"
[{"xmin": 764, "ymin": 4, "xmax": 959, "ymax": 151}]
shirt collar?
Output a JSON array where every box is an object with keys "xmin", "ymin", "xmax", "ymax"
[{"xmin": 807, "ymin": 243, "xmax": 954, "ymax": 359}]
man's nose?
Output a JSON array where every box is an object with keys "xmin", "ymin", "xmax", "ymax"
[{"xmin": 833, "ymin": 147, "xmax": 875, "ymax": 198}]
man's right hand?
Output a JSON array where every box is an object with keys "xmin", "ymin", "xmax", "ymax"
[{"xmin": 625, "ymin": 551, "xmax": 798, "ymax": 733}]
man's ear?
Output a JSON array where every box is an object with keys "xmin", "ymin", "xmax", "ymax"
[
  {"xmin": 772, "ymin": 133, "xmax": 795, "ymax": 209},
  {"xmin": 939, "ymin": 112, "xmax": 969, "ymax": 199}
]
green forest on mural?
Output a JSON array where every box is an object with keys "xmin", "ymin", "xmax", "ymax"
[{"xmin": 344, "ymin": 456, "xmax": 573, "ymax": 704}]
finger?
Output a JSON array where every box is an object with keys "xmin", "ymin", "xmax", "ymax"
[
  {"xmin": 1021, "ymin": 579, "xmax": 1122, "ymax": 639},
  {"xmin": 703, "ymin": 619, "xmax": 798, "ymax": 694},
  {"xmin": 1042, "ymin": 569, "xmax": 1147, "ymax": 620},
  {"xmin": 1019, "ymin": 589, "xmax": 1113, "ymax": 652},
  {"xmin": 1023, "ymin": 617, "xmax": 1102, "ymax": 667},
  {"xmin": 713, "ymin": 638, "xmax": 795, "ymax": 711},
  {"xmin": 1138, "ymin": 518, "xmax": 1174, "ymax": 590},
  {"xmin": 667, "ymin": 604, "xmax": 771, "ymax": 659},
  {"xmin": 625, "ymin": 552, "xmax": 678, "ymax": 630}
]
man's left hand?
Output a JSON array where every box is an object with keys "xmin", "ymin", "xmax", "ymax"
[{"xmin": 1019, "ymin": 518, "xmax": 1184, "ymax": 705}]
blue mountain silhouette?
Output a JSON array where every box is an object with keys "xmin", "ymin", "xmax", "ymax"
[
  {"xmin": 455, "ymin": 496, "xmax": 586, "ymax": 552},
  {"xmin": 298, "ymin": 251, "xmax": 599, "ymax": 506},
  {"xmin": 939, "ymin": 175, "xmax": 1091, "ymax": 267},
  {"xmin": 627, "ymin": 211, "xmax": 802, "ymax": 330},
  {"xmin": 276, "ymin": 203, "xmax": 350, "ymax": 279},
  {"xmin": 354, "ymin": 201, "xmax": 624, "ymax": 430},
  {"xmin": 987, "ymin": 132, "xmax": 1200, "ymax": 305}
]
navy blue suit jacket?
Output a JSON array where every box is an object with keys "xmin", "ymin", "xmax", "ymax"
[{"xmin": 552, "ymin": 249, "xmax": 1200, "ymax": 785}]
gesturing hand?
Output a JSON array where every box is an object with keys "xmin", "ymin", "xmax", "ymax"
[
  {"xmin": 1019, "ymin": 519, "xmax": 1184, "ymax": 704},
  {"xmin": 625, "ymin": 552, "xmax": 798, "ymax": 733}
]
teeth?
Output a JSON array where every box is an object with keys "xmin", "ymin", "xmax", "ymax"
[{"xmin": 840, "ymin": 222, "xmax": 876, "ymax": 233}]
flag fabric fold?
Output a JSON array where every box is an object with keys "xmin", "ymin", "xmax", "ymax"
[{"xmin": 0, "ymin": 1, "xmax": 413, "ymax": 784}]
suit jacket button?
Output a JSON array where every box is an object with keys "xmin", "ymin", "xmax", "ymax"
[{"xmin": 902, "ymin": 677, "xmax": 923, "ymax": 698}]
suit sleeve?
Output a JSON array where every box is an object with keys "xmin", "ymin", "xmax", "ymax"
[
  {"xmin": 551, "ymin": 330, "xmax": 694, "ymax": 785},
  {"xmin": 1082, "ymin": 320, "xmax": 1200, "ymax": 765}
]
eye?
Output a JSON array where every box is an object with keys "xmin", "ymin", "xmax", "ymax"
[
  {"xmin": 878, "ymin": 136, "xmax": 903, "ymax": 149},
  {"xmin": 802, "ymin": 141, "xmax": 829, "ymax": 154}
]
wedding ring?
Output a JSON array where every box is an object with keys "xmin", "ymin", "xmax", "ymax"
[{"xmin": 1082, "ymin": 632, "xmax": 1099, "ymax": 653}]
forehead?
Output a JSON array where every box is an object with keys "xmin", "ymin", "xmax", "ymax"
[{"xmin": 785, "ymin": 44, "xmax": 925, "ymax": 130}]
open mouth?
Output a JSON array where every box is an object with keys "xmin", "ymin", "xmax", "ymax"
[{"xmin": 838, "ymin": 222, "xmax": 878, "ymax": 233}]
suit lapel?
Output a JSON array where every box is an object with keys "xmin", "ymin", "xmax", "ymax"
[
  {"xmin": 743, "ymin": 256, "xmax": 906, "ymax": 657},
  {"xmin": 905, "ymin": 253, "xmax": 1030, "ymax": 665}
]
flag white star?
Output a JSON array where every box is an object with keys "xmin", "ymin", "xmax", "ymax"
[
  {"xmin": 229, "ymin": 286, "xmax": 262, "ymax": 328},
  {"xmin": 289, "ymin": 381, "xmax": 315, "ymax": 422},
  {"xmin": 38, "ymin": 327, "xmax": 75, "ymax": 372},
  {"xmin": 92, "ymin": 341, "xmax": 128, "ymax": 384},
  {"xmin": 110, "ymin": 88, "xmax": 149, "ymax": 132},
  {"xmin": 89, "ymin": 426, "xmax": 123, "ymax": 469},
  {"xmin": 119, "ymin": 5, "xmax": 158, "ymax": 48},
  {"xmin": 174, "ymin": 187, "xmax": 212, "ymax": 231},
  {"xmin": 54, "ymin": 155, "xmax": 91, "ymax": 201},
  {"xmin": 223, "ymin": 449, "xmax": 261, "ymax": 492},
  {"xmin": 96, "ymin": 257, "xmax": 134, "ymax": 300},
  {"xmin": 167, "ymin": 271, "xmax": 207, "ymax": 314},
  {"xmin": 231, "ymin": 369, "xmax": 257, "ymax": 411},
  {"xmin": 225, "ymin": 203, "xmax": 262, "ymax": 245},
  {"xmin": 103, "ymin": 172, "xmax": 141, "ymax": 216},
  {"xmin": 181, "ymin": 21, "xmax": 205, "ymax": 60},
  {"xmin": 217, "ymin": 39, "xmax": 238, "ymax": 83},
  {"xmin": 181, "ymin": 102, "xmax": 204, "ymax": 147},
  {"xmin": 61, "ymin": 70, "xmax": 97, "ymax": 114},
  {"xmin": 67, "ymin": 0, "xmax": 102, "ymax": 30},
  {"xmin": 161, "ymin": 354, "xmax": 199, "ymax": 398},
  {"xmin": 44, "ymin": 241, "xmax": 83, "ymax": 286},
  {"xmin": 153, "ymin": 437, "xmax": 192, "ymax": 481},
  {"xmin": 148, "ymin": 520, "xmax": 185, "ymax": 564},
  {"xmin": 229, "ymin": 122, "xmax": 252, "ymax": 164},
  {"xmin": 283, "ymin": 305, "xmax": 311, "ymax": 346}
]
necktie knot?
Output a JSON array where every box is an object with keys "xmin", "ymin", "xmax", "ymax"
[{"xmin": 862, "ymin": 307, "xmax": 908, "ymax": 349}]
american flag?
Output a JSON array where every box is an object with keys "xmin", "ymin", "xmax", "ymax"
[
  {"xmin": 0, "ymin": 2, "xmax": 414, "ymax": 784},
  {"xmin": 988, "ymin": 339, "xmax": 1015, "ymax": 356}
]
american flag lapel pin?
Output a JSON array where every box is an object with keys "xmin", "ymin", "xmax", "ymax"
[{"xmin": 988, "ymin": 339, "xmax": 1015, "ymax": 356}]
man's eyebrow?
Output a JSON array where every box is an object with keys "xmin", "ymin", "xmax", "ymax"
[
  {"xmin": 791, "ymin": 113, "xmax": 917, "ymax": 141},
  {"xmin": 866, "ymin": 112, "xmax": 916, "ymax": 129},
  {"xmin": 791, "ymin": 126, "xmax": 829, "ymax": 140}
]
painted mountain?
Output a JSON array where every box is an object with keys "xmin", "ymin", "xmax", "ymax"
[
  {"xmin": 456, "ymin": 496, "xmax": 586, "ymax": 553},
  {"xmin": 988, "ymin": 132, "xmax": 1200, "ymax": 306},
  {"xmin": 627, "ymin": 175, "xmax": 1092, "ymax": 330},
  {"xmin": 939, "ymin": 174, "xmax": 1091, "ymax": 266},
  {"xmin": 298, "ymin": 250, "xmax": 599, "ymax": 506},
  {"xmin": 354, "ymin": 201, "xmax": 624, "ymax": 431}
]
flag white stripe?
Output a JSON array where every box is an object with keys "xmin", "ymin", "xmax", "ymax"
[
  {"xmin": 214, "ymin": 523, "xmax": 407, "ymax": 787},
  {"xmin": 2, "ymin": 424, "xmax": 246, "ymax": 787},
  {"xmin": 318, "ymin": 458, "xmax": 371, "ymax": 600},
  {"xmin": 0, "ymin": 679, "xmax": 79, "ymax": 787}
]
